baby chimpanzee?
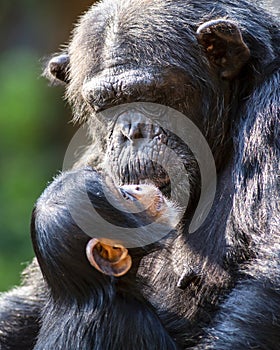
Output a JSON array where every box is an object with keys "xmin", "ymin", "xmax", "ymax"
[{"xmin": 31, "ymin": 167, "xmax": 180, "ymax": 350}]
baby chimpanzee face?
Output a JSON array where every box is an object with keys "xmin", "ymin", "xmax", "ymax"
[{"xmin": 86, "ymin": 183, "xmax": 181, "ymax": 277}]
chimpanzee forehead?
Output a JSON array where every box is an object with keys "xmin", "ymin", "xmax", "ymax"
[
  {"xmin": 82, "ymin": 0, "xmax": 201, "ymax": 34},
  {"xmin": 68, "ymin": 0, "xmax": 208, "ymax": 83},
  {"xmin": 74, "ymin": 0, "xmax": 198, "ymax": 50}
]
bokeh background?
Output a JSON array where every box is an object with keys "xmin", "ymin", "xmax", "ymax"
[
  {"xmin": 0, "ymin": 1, "xmax": 279, "ymax": 291},
  {"xmin": 0, "ymin": 0, "xmax": 93, "ymax": 291}
]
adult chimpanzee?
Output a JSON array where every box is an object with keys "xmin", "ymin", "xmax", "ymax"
[{"xmin": 0, "ymin": 0, "xmax": 280, "ymax": 349}]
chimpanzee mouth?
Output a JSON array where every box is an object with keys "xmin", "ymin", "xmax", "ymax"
[
  {"xmin": 117, "ymin": 161, "xmax": 172, "ymax": 198},
  {"xmin": 102, "ymin": 103, "xmax": 195, "ymax": 200},
  {"xmin": 104, "ymin": 133, "xmax": 186, "ymax": 199},
  {"xmin": 121, "ymin": 175, "xmax": 172, "ymax": 198},
  {"xmin": 120, "ymin": 178, "xmax": 171, "ymax": 198}
]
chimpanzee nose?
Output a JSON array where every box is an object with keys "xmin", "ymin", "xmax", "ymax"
[
  {"xmin": 115, "ymin": 112, "xmax": 162, "ymax": 142},
  {"xmin": 121, "ymin": 120, "xmax": 150, "ymax": 140}
]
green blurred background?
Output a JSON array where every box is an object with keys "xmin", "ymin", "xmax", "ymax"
[{"xmin": 0, "ymin": 0, "xmax": 93, "ymax": 291}]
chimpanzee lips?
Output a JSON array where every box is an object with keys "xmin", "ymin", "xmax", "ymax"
[{"xmin": 119, "ymin": 160, "xmax": 171, "ymax": 197}]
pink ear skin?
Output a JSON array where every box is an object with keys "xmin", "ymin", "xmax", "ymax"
[{"xmin": 86, "ymin": 238, "xmax": 132, "ymax": 277}]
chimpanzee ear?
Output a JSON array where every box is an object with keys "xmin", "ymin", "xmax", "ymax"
[
  {"xmin": 43, "ymin": 53, "xmax": 70, "ymax": 84},
  {"xmin": 86, "ymin": 238, "xmax": 132, "ymax": 277},
  {"xmin": 196, "ymin": 19, "xmax": 250, "ymax": 79}
]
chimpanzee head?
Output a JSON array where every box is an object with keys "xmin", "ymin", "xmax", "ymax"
[
  {"xmin": 44, "ymin": 0, "xmax": 272, "ymax": 229},
  {"xmin": 31, "ymin": 167, "xmax": 180, "ymax": 298},
  {"xmin": 45, "ymin": 1, "xmax": 256, "ymax": 189}
]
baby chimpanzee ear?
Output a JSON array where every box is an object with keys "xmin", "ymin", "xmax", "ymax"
[
  {"xmin": 196, "ymin": 19, "xmax": 250, "ymax": 79},
  {"xmin": 86, "ymin": 238, "xmax": 132, "ymax": 277},
  {"xmin": 43, "ymin": 53, "xmax": 70, "ymax": 84}
]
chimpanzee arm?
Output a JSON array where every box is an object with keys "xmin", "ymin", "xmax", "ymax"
[
  {"xmin": 193, "ymin": 278, "xmax": 280, "ymax": 349},
  {"xmin": 0, "ymin": 259, "xmax": 45, "ymax": 350}
]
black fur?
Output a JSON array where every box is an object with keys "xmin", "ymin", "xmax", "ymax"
[
  {"xmin": 0, "ymin": 260, "xmax": 45, "ymax": 350},
  {"xmin": 31, "ymin": 167, "xmax": 178, "ymax": 350},
  {"xmin": 1, "ymin": 0, "xmax": 279, "ymax": 349}
]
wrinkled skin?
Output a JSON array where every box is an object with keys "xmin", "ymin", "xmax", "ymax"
[{"xmin": 1, "ymin": 1, "xmax": 280, "ymax": 349}]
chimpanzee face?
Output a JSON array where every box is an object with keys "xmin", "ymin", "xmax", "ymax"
[
  {"xmin": 45, "ymin": 0, "xmax": 250, "ymax": 201},
  {"xmin": 65, "ymin": 2, "xmax": 207, "ymax": 192}
]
